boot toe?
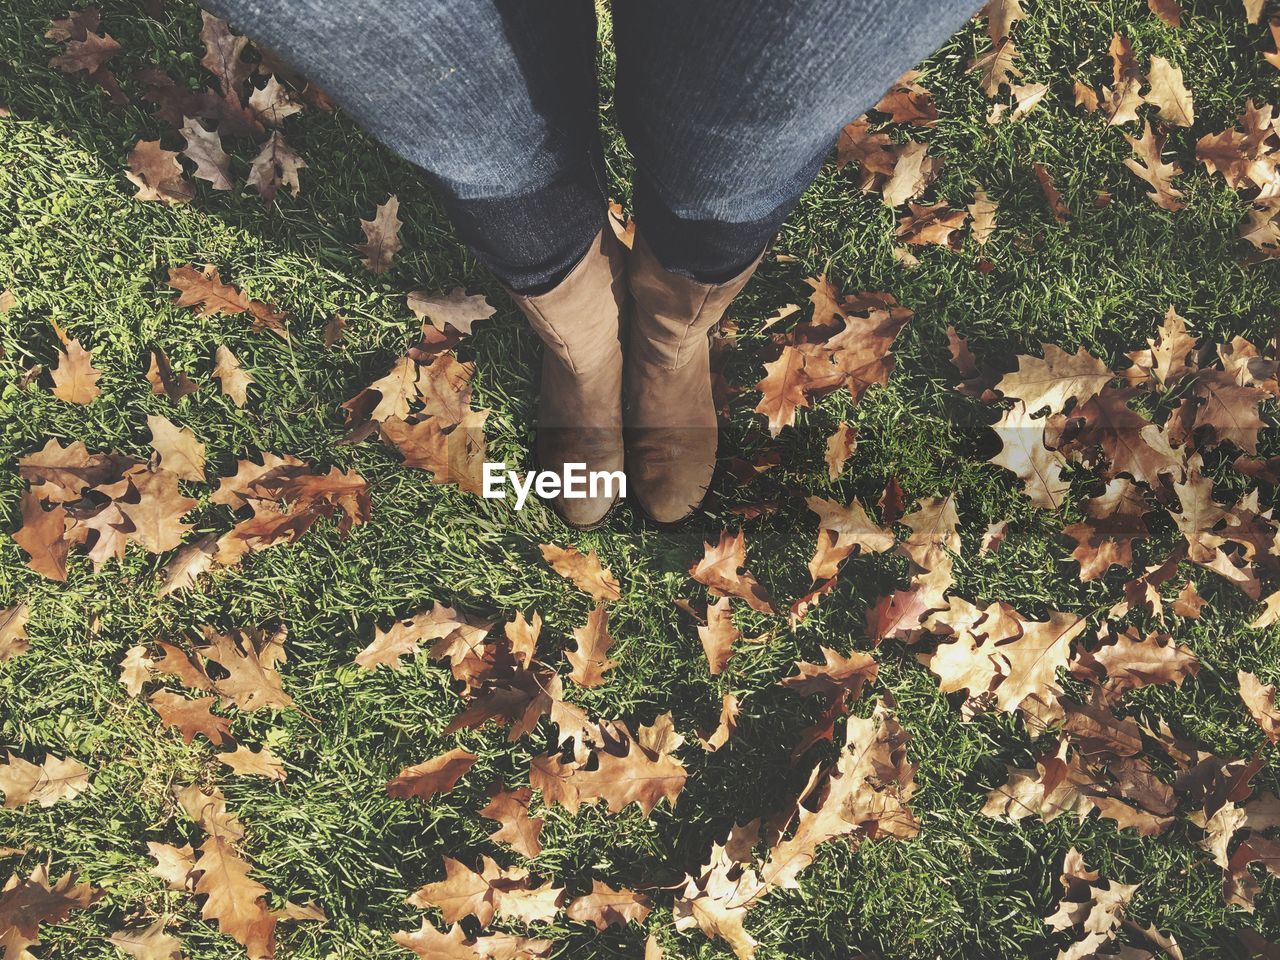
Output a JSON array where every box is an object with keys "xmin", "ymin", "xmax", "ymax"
[
  {"xmin": 628, "ymin": 432, "xmax": 715, "ymax": 524},
  {"xmin": 554, "ymin": 492, "xmax": 618, "ymax": 530}
]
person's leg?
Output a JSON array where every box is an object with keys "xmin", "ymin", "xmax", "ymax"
[
  {"xmin": 205, "ymin": 0, "xmax": 625, "ymax": 527},
  {"xmin": 613, "ymin": 0, "xmax": 978, "ymax": 523},
  {"xmin": 204, "ymin": 0, "xmax": 607, "ymax": 291},
  {"xmin": 614, "ymin": 0, "xmax": 978, "ymax": 282}
]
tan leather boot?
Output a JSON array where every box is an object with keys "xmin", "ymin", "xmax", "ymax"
[
  {"xmin": 509, "ymin": 229, "xmax": 627, "ymax": 529},
  {"xmin": 625, "ymin": 233, "xmax": 762, "ymax": 524}
]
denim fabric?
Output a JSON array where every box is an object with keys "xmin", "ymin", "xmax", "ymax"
[{"xmin": 203, "ymin": 0, "xmax": 977, "ymax": 290}]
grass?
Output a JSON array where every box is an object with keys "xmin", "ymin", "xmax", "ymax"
[{"xmin": 1, "ymin": 0, "xmax": 1279, "ymax": 957}]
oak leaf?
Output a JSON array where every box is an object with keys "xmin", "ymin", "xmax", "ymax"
[
  {"xmin": 146, "ymin": 349, "xmax": 199, "ymax": 403},
  {"xmin": 149, "ymin": 690, "xmax": 232, "ymax": 744},
  {"xmin": 119, "ymin": 469, "xmax": 198, "ymax": 553},
  {"xmin": 247, "ymin": 131, "xmax": 305, "ymax": 202},
  {"xmin": 1239, "ymin": 671, "xmax": 1280, "ymax": 741},
  {"xmin": 218, "ymin": 745, "xmax": 287, "ymax": 780},
  {"xmin": 824, "ymin": 421, "xmax": 857, "ymax": 479},
  {"xmin": 0, "ymin": 754, "xmax": 89, "ymax": 808},
  {"xmin": 565, "ymin": 880, "xmax": 653, "ymax": 930},
  {"xmin": 0, "ymin": 865, "xmax": 103, "ymax": 960},
  {"xmin": 147, "ymin": 415, "xmax": 206, "ymax": 482},
  {"xmin": 478, "ymin": 787, "xmax": 544, "ymax": 858},
  {"xmin": 50, "ymin": 338, "xmax": 102, "ymax": 404},
  {"xmin": 13, "ymin": 492, "xmax": 69, "ymax": 581},
  {"xmin": 566, "ymin": 605, "xmax": 617, "ymax": 688},
  {"xmin": 997, "ymin": 344, "xmax": 1112, "ymax": 415},
  {"xmin": 0, "ymin": 604, "xmax": 29, "ymax": 662},
  {"xmin": 386, "ymin": 747, "xmax": 478, "ymax": 802},
  {"xmin": 698, "ymin": 693, "xmax": 740, "ymax": 752},
  {"xmin": 191, "ymin": 836, "xmax": 277, "ymax": 960},
  {"xmin": 180, "ymin": 117, "xmax": 233, "ymax": 190},
  {"xmin": 213, "ymin": 344, "xmax": 254, "ymax": 406},
  {"xmin": 198, "ymin": 626, "xmax": 293, "ymax": 712},
  {"xmin": 109, "ymin": 920, "xmax": 184, "ymax": 960},
  {"xmin": 248, "ymin": 75, "xmax": 303, "ymax": 126},
  {"xmin": 355, "ymin": 195, "xmax": 403, "ymax": 274},
  {"xmin": 539, "ymin": 543, "xmax": 620, "ymax": 602},
  {"xmin": 126, "ymin": 140, "xmax": 194, "ymax": 204},
  {"xmin": 1145, "ymin": 55, "xmax": 1194, "ymax": 126},
  {"xmin": 407, "ymin": 287, "xmax": 496, "ymax": 336},
  {"xmin": 968, "ymin": 185, "xmax": 999, "ymax": 244},
  {"xmin": 698, "ymin": 597, "xmax": 740, "ymax": 675},
  {"xmin": 690, "ymin": 530, "xmax": 774, "ymax": 613}
]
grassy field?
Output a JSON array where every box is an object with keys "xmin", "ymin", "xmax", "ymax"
[{"xmin": 2, "ymin": 0, "xmax": 1280, "ymax": 958}]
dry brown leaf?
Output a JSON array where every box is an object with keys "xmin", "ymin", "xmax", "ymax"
[
  {"xmin": 566, "ymin": 605, "xmax": 618, "ymax": 688},
  {"xmin": 478, "ymin": 787, "xmax": 544, "ymax": 858},
  {"xmin": 247, "ymin": 130, "xmax": 306, "ymax": 202},
  {"xmin": 355, "ymin": 195, "xmax": 403, "ymax": 274},
  {"xmin": 407, "ymin": 287, "xmax": 497, "ymax": 336},
  {"xmin": 109, "ymin": 920, "xmax": 185, "ymax": 960},
  {"xmin": 1125, "ymin": 122, "xmax": 1185, "ymax": 211},
  {"xmin": 147, "ymin": 415, "xmax": 206, "ymax": 482},
  {"xmin": 119, "ymin": 644, "xmax": 154, "ymax": 696},
  {"xmin": 218, "ymin": 744, "xmax": 287, "ymax": 780},
  {"xmin": 149, "ymin": 690, "xmax": 232, "ymax": 745},
  {"xmin": 824, "ymin": 421, "xmax": 857, "ymax": 480},
  {"xmin": 14, "ymin": 492, "xmax": 69, "ymax": 581},
  {"xmin": 539, "ymin": 543, "xmax": 621, "ymax": 602},
  {"xmin": 0, "ymin": 603, "xmax": 30, "ymax": 662},
  {"xmin": 968, "ymin": 185, "xmax": 999, "ymax": 244},
  {"xmin": 126, "ymin": 140, "xmax": 194, "ymax": 204},
  {"xmin": 191, "ymin": 836, "xmax": 277, "ymax": 960},
  {"xmin": 698, "ymin": 693, "xmax": 741, "ymax": 752},
  {"xmin": 1145, "ymin": 56, "xmax": 1195, "ymax": 126},
  {"xmin": 565, "ymin": 880, "xmax": 653, "ymax": 930},
  {"xmin": 180, "ymin": 116, "xmax": 233, "ymax": 190},
  {"xmin": 146, "ymin": 349, "xmax": 199, "ymax": 404},
  {"xmin": 50, "ymin": 338, "xmax": 102, "ymax": 404},
  {"xmin": 214, "ymin": 344, "xmax": 254, "ymax": 406},
  {"xmin": 690, "ymin": 530, "xmax": 774, "ymax": 614},
  {"xmin": 1240, "ymin": 671, "xmax": 1280, "ymax": 741},
  {"xmin": 0, "ymin": 754, "xmax": 89, "ymax": 808},
  {"xmin": 698, "ymin": 596, "xmax": 741, "ymax": 675},
  {"xmin": 248, "ymin": 75, "xmax": 303, "ymax": 126},
  {"xmin": 1148, "ymin": 0, "xmax": 1183, "ymax": 26},
  {"xmin": 387, "ymin": 747, "xmax": 478, "ymax": 801}
]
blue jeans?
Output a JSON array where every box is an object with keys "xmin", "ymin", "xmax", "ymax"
[{"xmin": 204, "ymin": 0, "xmax": 977, "ymax": 291}]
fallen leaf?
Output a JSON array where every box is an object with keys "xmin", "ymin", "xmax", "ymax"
[
  {"xmin": 698, "ymin": 597, "xmax": 741, "ymax": 675},
  {"xmin": 247, "ymin": 130, "xmax": 305, "ymax": 202},
  {"xmin": 539, "ymin": 543, "xmax": 621, "ymax": 602},
  {"xmin": 1240, "ymin": 671, "xmax": 1280, "ymax": 741},
  {"xmin": 565, "ymin": 880, "xmax": 653, "ymax": 930},
  {"xmin": 355, "ymin": 195, "xmax": 403, "ymax": 273},
  {"xmin": 218, "ymin": 745, "xmax": 287, "ymax": 781},
  {"xmin": 0, "ymin": 754, "xmax": 90, "ymax": 808},
  {"xmin": 191, "ymin": 835, "xmax": 277, "ymax": 960},
  {"xmin": 180, "ymin": 116, "xmax": 233, "ymax": 189},
  {"xmin": 824, "ymin": 421, "xmax": 857, "ymax": 480},
  {"xmin": 149, "ymin": 690, "xmax": 232, "ymax": 744},
  {"xmin": 478, "ymin": 787, "xmax": 544, "ymax": 858},
  {"xmin": 968, "ymin": 185, "xmax": 999, "ymax": 244},
  {"xmin": 690, "ymin": 530, "xmax": 774, "ymax": 613},
  {"xmin": 0, "ymin": 603, "xmax": 30, "ymax": 661},
  {"xmin": 50, "ymin": 338, "xmax": 102, "ymax": 404},
  {"xmin": 407, "ymin": 287, "xmax": 496, "ymax": 336},
  {"xmin": 566, "ymin": 605, "xmax": 618, "ymax": 688},
  {"xmin": 14, "ymin": 492, "xmax": 69, "ymax": 581},
  {"xmin": 1145, "ymin": 56, "xmax": 1195, "ymax": 126},
  {"xmin": 126, "ymin": 140, "xmax": 194, "ymax": 204},
  {"xmin": 147, "ymin": 415, "xmax": 206, "ymax": 482},
  {"xmin": 147, "ymin": 349, "xmax": 199, "ymax": 404},
  {"xmin": 209, "ymin": 343, "xmax": 254, "ymax": 406},
  {"xmin": 387, "ymin": 747, "xmax": 478, "ymax": 801},
  {"xmin": 109, "ymin": 920, "xmax": 185, "ymax": 960}
]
